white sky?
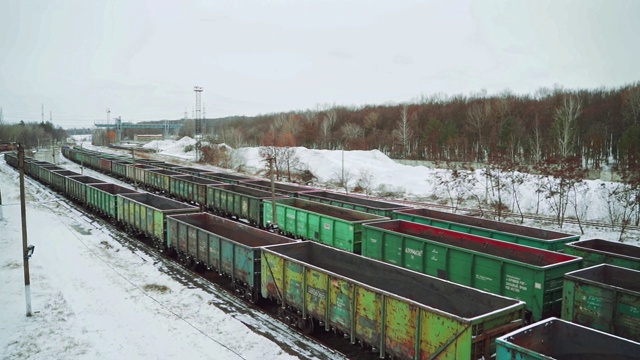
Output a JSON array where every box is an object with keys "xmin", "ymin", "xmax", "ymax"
[{"xmin": 1, "ymin": 0, "xmax": 638, "ymax": 128}]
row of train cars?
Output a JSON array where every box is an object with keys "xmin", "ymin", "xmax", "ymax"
[{"xmin": 4, "ymin": 145, "xmax": 640, "ymax": 359}]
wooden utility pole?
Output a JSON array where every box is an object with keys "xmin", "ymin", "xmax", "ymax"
[
  {"xmin": 268, "ymin": 157, "xmax": 277, "ymax": 227},
  {"xmin": 131, "ymin": 148, "xmax": 137, "ymax": 190},
  {"xmin": 18, "ymin": 144, "xmax": 33, "ymax": 317},
  {"xmin": 0, "ymin": 184, "xmax": 3, "ymax": 220}
]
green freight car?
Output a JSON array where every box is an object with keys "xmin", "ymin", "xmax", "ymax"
[
  {"xmin": 3, "ymin": 152, "xmax": 18, "ymax": 168},
  {"xmin": 50, "ymin": 169, "xmax": 80, "ymax": 193},
  {"xmin": 26, "ymin": 160, "xmax": 49, "ymax": 178},
  {"xmin": 200, "ymin": 171, "xmax": 256, "ymax": 185},
  {"xmin": 393, "ymin": 208, "xmax": 580, "ymax": 251},
  {"xmin": 198, "ymin": 172, "xmax": 255, "ymax": 185},
  {"xmin": 240, "ymin": 179, "xmax": 315, "ymax": 197},
  {"xmin": 125, "ymin": 163, "xmax": 159, "ymax": 184},
  {"xmin": 263, "ymin": 198, "xmax": 387, "ymax": 253},
  {"xmin": 116, "ymin": 192, "xmax": 199, "ymax": 245},
  {"xmin": 496, "ymin": 317, "xmax": 640, "ymax": 360},
  {"xmin": 297, "ymin": 190, "xmax": 411, "ymax": 217},
  {"xmin": 38, "ymin": 165, "xmax": 63, "ymax": 184},
  {"xmin": 562, "ymin": 264, "xmax": 640, "ymax": 341},
  {"xmin": 144, "ymin": 168, "xmax": 184, "ymax": 193},
  {"xmin": 65, "ymin": 175, "xmax": 105, "ymax": 204},
  {"xmin": 111, "ymin": 160, "xmax": 132, "ymax": 179},
  {"xmin": 206, "ymin": 184, "xmax": 287, "ymax": 226},
  {"xmin": 166, "ymin": 213, "xmax": 296, "ymax": 302},
  {"xmin": 262, "ymin": 241, "xmax": 526, "ymax": 360},
  {"xmin": 86, "ymin": 183, "xmax": 139, "ymax": 219},
  {"xmin": 564, "ymin": 238, "xmax": 640, "ymax": 270},
  {"xmin": 171, "ymin": 166, "xmax": 216, "ymax": 177},
  {"xmin": 361, "ymin": 220, "xmax": 582, "ymax": 322},
  {"xmin": 168, "ymin": 175, "xmax": 224, "ymax": 205}
]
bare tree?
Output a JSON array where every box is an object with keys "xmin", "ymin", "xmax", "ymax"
[
  {"xmin": 553, "ymin": 96, "xmax": 582, "ymax": 159},
  {"xmin": 466, "ymin": 101, "xmax": 492, "ymax": 161},
  {"xmin": 529, "ymin": 116, "xmax": 544, "ymax": 164},
  {"xmin": 340, "ymin": 122, "xmax": 364, "ymax": 144},
  {"xmin": 623, "ymin": 86, "xmax": 640, "ymax": 125},
  {"xmin": 321, "ymin": 108, "xmax": 337, "ymax": 149},
  {"xmin": 392, "ymin": 105, "xmax": 414, "ymax": 158},
  {"xmin": 363, "ymin": 111, "xmax": 380, "ymax": 136}
]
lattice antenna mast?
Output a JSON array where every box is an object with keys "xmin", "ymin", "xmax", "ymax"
[
  {"xmin": 194, "ymin": 86, "xmax": 203, "ymax": 131},
  {"xmin": 106, "ymin": 108, "xmax": 111, "ymax": 125},
  {"xmin": 194, "ymin": 86, "xmax": 203, "ymax": 162}
]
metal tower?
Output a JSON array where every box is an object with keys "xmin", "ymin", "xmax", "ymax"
[{"xmin": 194, "ymin": 86, "xmax": 203, "ymax": 135}]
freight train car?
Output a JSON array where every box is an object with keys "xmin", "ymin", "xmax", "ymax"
[
  {"xmin": 392, "ymin": 208, "xmax": 580, "ymax": 251},
  {"xmin": 144, "ymin": 168, "xmax": 185, "ymax": 194},
  {"xmin": 564, "ymin": 239, "xmax": 640, "ymax": 270},
  {"xmin": 262, "ymin": 241, "xmax": 526, "ymax": 360},
  {"xmin": 50, "ymin": 169, "xmax": 81, "ymax": 192},
  {"xmin": 65, "ymin": 175, "xmax": 106, "ymax": 204},
  {"xmin": 200, "ymin": 171, "xmax": 257, "ymax": 185},
  {"xmin": 170, "ymin": 166, "xmax": 216, "ymax": 177},
  {"xmin": 495, "ymin": 317, "xmax": 640, "ymax": 360},
  {"xmin": 38, "ymin": 165, "xmax": 64, "ymax": 184},
  {"xmin": 168, "ymin": 175, "xmax": 225, "ymax": 205},
  {"xmin": 166, "ymin": 213, "xmax": 297, "ymax": 302},
  {"xmin": 562, "ymin": 264, "xmax": 640, "ymax": 341},
  {"xmin": 86, "ymin": 183, "xmax": 139, "ymax": 219},
  {"xmin": 361, "ymin": 220, "xmax": 582, "ymax": 322},
  {"xmin": 263, "ymin": 198, "xmax": 387, "ymax": 253},
  {"xmin": 240, "ymin": 178, "xmax": 315, "ymax": 197},
  {"xmin": 116, "ymin": 192, "xmax": 199, "ymax": 245},
  {"xmin": 206, "ymin": 184, "xmax": 287, "ymax": 226},
  {"xmin": 297, "ymin": 190, "xmax": 411, "ymax": 217}
]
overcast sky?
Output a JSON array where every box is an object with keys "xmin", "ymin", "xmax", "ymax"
[{"xmin": 1, "ymin": 0, "xmax": 638, "ymax": 128}]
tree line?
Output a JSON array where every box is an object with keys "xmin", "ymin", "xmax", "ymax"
[
  {"xmin": 0, "ymin": 120, "xmax": 67, "ymax": 148},
  {"xmin": 201, "ymin": 82, "xmax": 640, "ymax": 238},
  {"xmin": 207, "ymin": 83, "xmax": 640, "ymax": 170}
]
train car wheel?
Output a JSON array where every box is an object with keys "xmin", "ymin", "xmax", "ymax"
[{"xmin": 298, "ymin": 317, "xmax": 314, "ymax": 335}]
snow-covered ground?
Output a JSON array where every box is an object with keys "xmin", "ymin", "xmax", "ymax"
[
  {"xmin": 135, "ymin": 136, "xmax": 629, "ymax": 243},
  {"xmin": 3, "ymin": 135, "xmax": 634, "ymax": 359},
  {"xmin": 0, "ymin": 150, "xmax": 344, "ymax": 359}
]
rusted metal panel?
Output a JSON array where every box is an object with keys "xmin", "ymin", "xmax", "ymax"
[
  {"xmin": 262, "ymin": 242, "xmax": 525, "ymax": 360},
  {"xmin": 98, "ymin": 158, "xmax": 112, "ymax": 173},
  {"xmin": 166, "ymin": 213, "xmax": 295, "ymax": 292}
]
